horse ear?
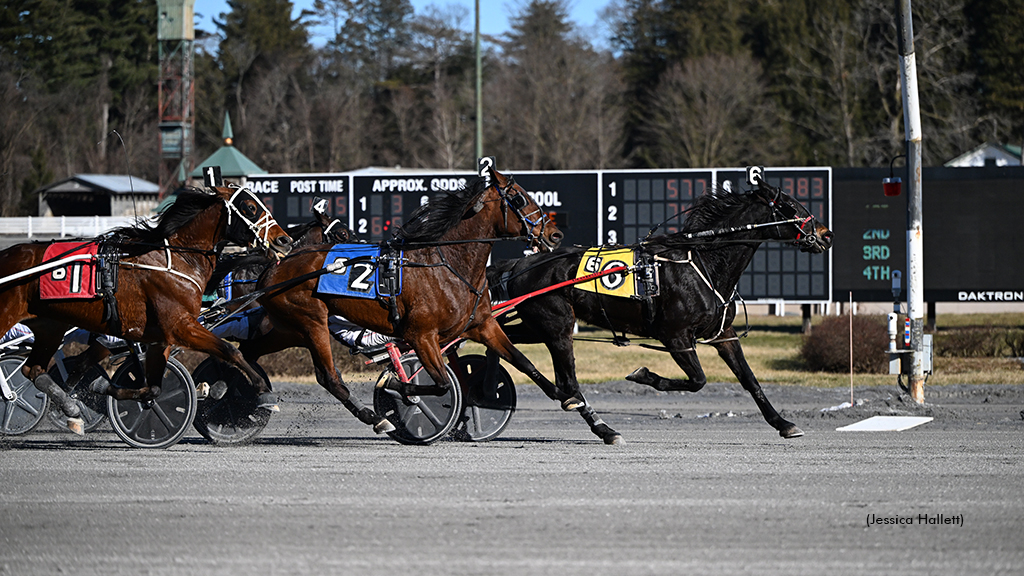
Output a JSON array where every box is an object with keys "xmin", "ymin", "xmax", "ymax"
[
  {"xmin": 209, "ymin": 186, "xmax": 232, "ymax": 199},
  {"xmin": 490, "ymin": 167, "xmax": 507, "ymax": 189}
]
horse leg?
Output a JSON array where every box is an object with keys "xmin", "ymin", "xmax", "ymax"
[
  {"xmin": 169, "ymin": 319, "xmax": 278, "ymax": 410},
  {"xmin": 398, "ymin": 333, "xmax": 457, "ymax": 397},
  {"xmin": 303, "ymin": 326, "xmax": 395, "ymax": 434},
  {"xmin": 625, "ymin": 338, "xmax": 708, "ymax": 393},
  {"xmin": 710, "ymin": 328, "xmax": 803, "ymax": 438},
  {"xmin": 90, "ymin": 345, "xmax": 168, "ymax": 401},
  {"xmin": 20, "ymin": 325, "xmax": 85, "ymax": 434},
  {"xmin": 466, "ymin": 319, "xmax": 623, "ymax": 445},
  {"xmin": 464, "ymin": 319, "xmax": 564, "ymax": 404}
]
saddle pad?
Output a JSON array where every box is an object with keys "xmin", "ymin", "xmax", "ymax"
[
  {"xmin": 40, "ymin": 242, "xmax": 99, "ymax": 300},
  {"xmin": 316, "ymin": 244, "xmax": 397, "ymax": 299},
  {"xmin": 573, "ymin": 247, "xmax": 639, "ymax": 299}
]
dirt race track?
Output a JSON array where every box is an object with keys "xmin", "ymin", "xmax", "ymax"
[{"xmin": 1, "ymin": 379, "xmax": 1022, "ymax": 576}]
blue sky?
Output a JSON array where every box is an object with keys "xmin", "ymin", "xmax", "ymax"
[{"xmin": 193, "ymin": 0, "xmax": 610, "ymax": 46}]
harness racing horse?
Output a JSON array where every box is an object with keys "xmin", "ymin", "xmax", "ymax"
[
  {"xmin": 488, "ymin": 180, "xmax": 834, "ymax": 438},
  {"xmin": 0, "ymin": 186, "xmax": 293, "ymax": 434},
  {"xmin": 250, "ymin": 167, "xmax": 624, "ymax": 441}
]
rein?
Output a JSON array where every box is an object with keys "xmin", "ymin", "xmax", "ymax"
[{"xmin": 492, "ymin": 263, "xmax": 631, "ymax": 316}]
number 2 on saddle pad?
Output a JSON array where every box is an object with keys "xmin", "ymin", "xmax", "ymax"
[{"xmin": 315, "ymin": 244, "xmax": 400, "ymax": 299}]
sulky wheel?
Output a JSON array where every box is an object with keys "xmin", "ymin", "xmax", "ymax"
[
  {"xmin": 106, "ymin": 356, "xmax": 196, "ymax": 449},
  {"xmin": 373, "ymin": 355, "xmax": 463, "ymax": 445},
  {"xmin": 449, "ymin": 353, "xmax": 517, "ymax": 442},
  {"xmin": 0, "ymin": 354, "xmax": 49, "ymax": 435},
  {"xmin": 191, "ymin": 357, "xmax": 272, "ymax": 445}
]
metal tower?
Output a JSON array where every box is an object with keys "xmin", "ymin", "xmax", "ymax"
[{"xmin": 157, "ymin": 0, "xmax": 196, "ymax": 197}]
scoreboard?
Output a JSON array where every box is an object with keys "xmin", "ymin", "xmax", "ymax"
[
  {"xmin": 599, "ymin": 168, "xmax": 832, "ymax": 303},
  {"xmin": 246, "ymin": 167, "xmax": 833, "ymax": 303},
  {"xmin": 831, "ymin": 167, "xmax": 1024, "ymax": 302},
  {"xmin": 232, "ymin": 165, "xmax": 1024, "ymax": 304}
]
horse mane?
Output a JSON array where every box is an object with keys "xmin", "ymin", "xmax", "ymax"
[
  {"xmin": 680, "ymin": 188, "xmax": 750, "ymax": 233},
  {"xmin": 393, "ymin": 177, "xmax": 487, "ymax": 243},
  {"xmin": 650, "ymin": 188, "xmax": 755, "ymax": 248},
  {"xmin": 114, "ymin": 188, "xmax": 221, "ymax": 244}
]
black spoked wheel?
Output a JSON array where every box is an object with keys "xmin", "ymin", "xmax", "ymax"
[
  {"xmin": 449, "ymin": 353, "xmax": 517, "ymax": 442},
  {"xmin": 0, "ymin": 354, "xmax": 49, "ymax": 435},
  {"xmin": 106, "ymin": 357, "xmax": 196, "ymax": 449},
  {"xmin": 45, "ymin": 363, "xmax": 108, "ymax": 433},
  {"xmin": 191, "ymin": 358, "xmax": 272, "ymax": 445},
  {"xmin": 373, "ymin": 356, "xmax": 462, "ymax": 445}
]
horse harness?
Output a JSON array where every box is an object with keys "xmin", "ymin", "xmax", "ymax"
[
  {"xmin": 378, "ymin": 178, "xmax": 550, "ymax": 334},
  {"xmin": 26, "ymin": 188, "xmax": 283, "ymax": 335}
]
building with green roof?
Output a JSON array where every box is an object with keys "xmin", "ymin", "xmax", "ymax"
[{"xmin": 190, "ymin": 112, "xmax": 266, "ymax": 184}]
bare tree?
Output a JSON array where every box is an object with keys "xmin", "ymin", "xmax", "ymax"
[
  {"xmin": 646, "ymin": 54, "xmax": 780, "ymax": 168},
  {"xmin": 410, "ymin": 5, "xmax": 474, "ymax": 170},
  {"xmin": 0, "ymin": 69, "xmax": 45, "ymax": 215}
]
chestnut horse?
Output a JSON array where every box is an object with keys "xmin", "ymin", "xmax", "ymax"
[
  {"xmin": 0, "ymin": 186, "xmax": 293, "ymax": 434},
  {"xmin": 488, "ymin": 180, "xmax": 834, "ymax": 439},
  {"xmin": 247, "ymin": 167, "xmax": 617, "ymax": 440}
]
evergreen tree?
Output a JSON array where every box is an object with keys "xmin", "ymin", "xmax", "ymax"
[{"xmin": 966, "ymin": 0, "xmax": 1024, "ymax": 142}]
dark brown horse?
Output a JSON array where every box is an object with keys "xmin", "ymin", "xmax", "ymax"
[
  {"xmin": 246, "ymin": 167, "xmax": 604, "ymax": 439},
  {"xmin": 489, "ymin": 180, "xmax": 834, "ymax": 439},
  {"xmin": 0, "ymin": 186, "xmax": 293, "ymax": 434}
]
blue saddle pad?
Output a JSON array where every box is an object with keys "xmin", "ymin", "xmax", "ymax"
[{"xmin": 316, "ymin": 244, "xmax": 399, "ymax": 299}]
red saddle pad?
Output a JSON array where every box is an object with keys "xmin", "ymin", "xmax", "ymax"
[{"xmin": 39, "ymin": 242, "xmax": 99, "ymax": 300}]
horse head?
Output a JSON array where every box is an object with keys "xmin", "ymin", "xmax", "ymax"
[
  {"xmin": 750, "ymin": 182, "xmax": 833, "ymax": 253},
  {"xmin": 212, "ymin": 186, "xmax": 294, "ymax": 259},
  {"xmin": 310, "ymin": 196, "xmax": 353, "ymax": 244},
  {"xmin": 483, "ymin": 167, "xmax": 563, "ymax": 252}
]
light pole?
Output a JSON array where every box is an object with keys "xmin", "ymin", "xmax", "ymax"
[
  {"xmin": 474, "ymin": 0, "xmax": 483, "ymax": 160},
  {"xmin": 896, "ymin": 0, "xmax": 926, "ymax": 403}
]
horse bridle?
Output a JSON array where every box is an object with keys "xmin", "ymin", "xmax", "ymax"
[
  {"xmin": 751, "ymin": 182, "xmax": 823, "ymax": 251},
  {"xmin": 225, "ymin": 187, "xmax": 284, "ymax": 252},
  {"xmin": 496, "ymin": 175, "xmax": 553, "ymax": 250}
]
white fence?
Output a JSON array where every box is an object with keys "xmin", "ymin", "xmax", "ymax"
[{"xmin": 0, "ymin": 216, "xmax": 144, "ymax": 238}]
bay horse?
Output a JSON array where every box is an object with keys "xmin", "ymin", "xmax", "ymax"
[
  {"xmin": 0, "ymin": 186, "xmax": 293, "ymax": 434},
  {"xmin": 488, "ymin": 180, "xmax": 834, "ymax": 438},
  {"xmin": 249, "ymin": 167, "xmax": 622, "ymax": 441}
]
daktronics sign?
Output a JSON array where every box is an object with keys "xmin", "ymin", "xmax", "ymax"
[{"xmin": 830, "ymin": 166, "xmax": 1024, "ymax": 302}]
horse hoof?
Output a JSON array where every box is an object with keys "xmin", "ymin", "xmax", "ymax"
[
  {"xmin": 67, "ymin": 417, "xmax": 86, "ymax": 436},
  {"xmin": 605, "ymin": 434, "xmax": 624, "ymax": 445},
  {"xmin": 374, "ymin": 419, "xmax": 396, "ymax": 434},
  {"xmin": 257, "ymin": 392, "xmax": 280, "ymax": 412},
  {"xmin": 209, "ymin": 380, "xmax": 228, "ymax": 400},
  {"xmin": 780, "ymin": 425, "xmax": 805, "ymax": 439},
  {"xmin": 561, "ymin": 396, "xmax": 585, "ymax": 411},
  {"xmin": 625, "ymin": 367, "xmax": 649, "ymax": 383}
]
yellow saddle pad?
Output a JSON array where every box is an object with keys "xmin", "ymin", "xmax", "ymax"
[{"xmin": 573, "ymin": 248, "xmax": 638, "ymax": 298}]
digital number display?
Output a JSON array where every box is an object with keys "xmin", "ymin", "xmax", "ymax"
[
  {"xmin": 351, "ymin": 175, "xmax": 473, "ymax": 242},
  {"xmin": 244, "ymin": 174, "xmax": 348, "ymax": 228},
  {"xmin": 602, "ymin": 168, "xmax": 832, "ymax": 303}
]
